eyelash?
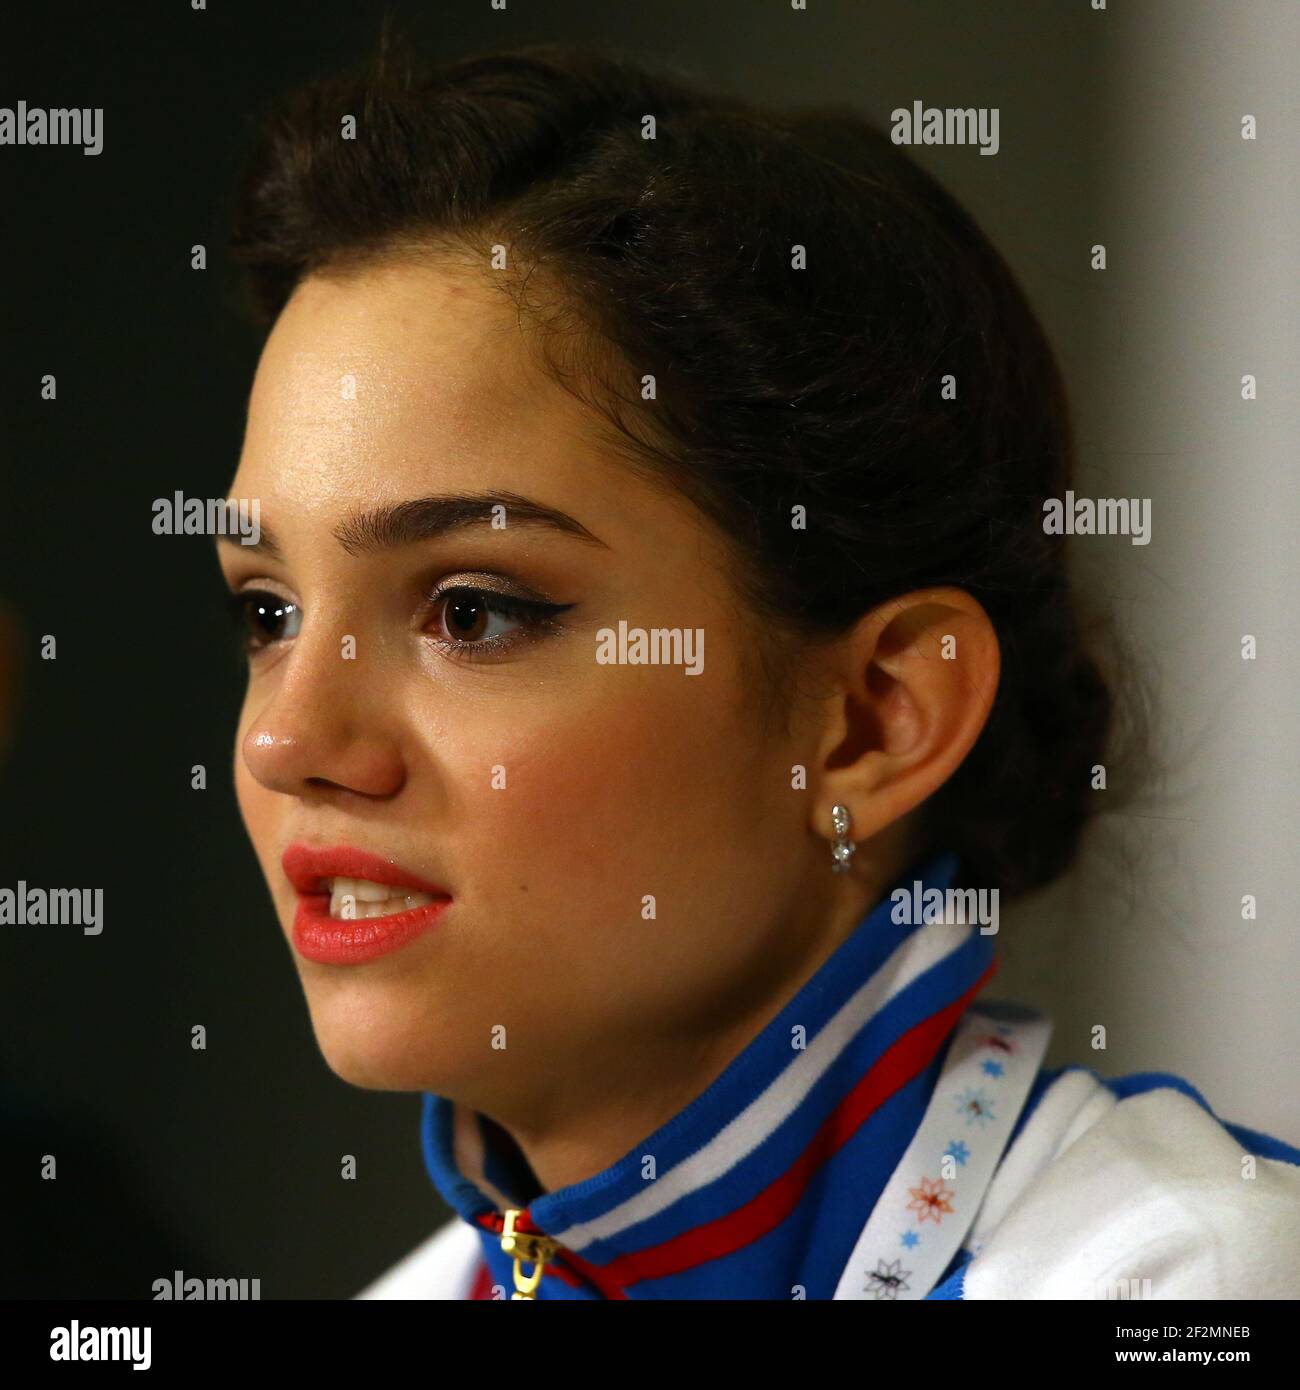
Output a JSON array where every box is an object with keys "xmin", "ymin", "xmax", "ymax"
[
  {"xmin": 423, "ymin": 584, "xmax": 573, "ymax": 661},
  {"xmin": 226, "ymin": 585, "xmax": 573, "ymax": 662}
]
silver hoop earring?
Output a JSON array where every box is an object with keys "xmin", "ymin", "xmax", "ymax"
[{"xmin": 830, "ymin": 804, "xmax": 855, "ymax": 873}]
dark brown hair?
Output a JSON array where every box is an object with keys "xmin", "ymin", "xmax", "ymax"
[{"xmin": 229, "ymin": 38, "xmax": 1114, "ymax": 900}]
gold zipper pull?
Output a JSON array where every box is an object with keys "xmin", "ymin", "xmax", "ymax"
[{"xmin": 500, "ymin": 1208, "xmax": 560, "ymax": 1300}]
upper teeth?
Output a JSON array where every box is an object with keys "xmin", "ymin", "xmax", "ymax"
[{"xmin": 327, "ymin": 876, "xmax": 436, "ymax": 920}]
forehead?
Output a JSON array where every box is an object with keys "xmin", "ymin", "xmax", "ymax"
[{"xmin": 237, "ymin": 256, "xmax": 592, "ymax": 494}]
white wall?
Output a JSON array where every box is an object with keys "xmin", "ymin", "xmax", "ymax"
[{"xmin": 999, "ymin": 0, "xmax": 1300, "ymax": 1144}]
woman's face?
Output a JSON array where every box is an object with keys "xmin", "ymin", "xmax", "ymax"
[{"xmin": 219, "ymin": 256, "xmax": 847, "ymax": 1125}]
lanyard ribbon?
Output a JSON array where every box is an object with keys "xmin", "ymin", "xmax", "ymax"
[{"xmin": 833, "ymin": 1000, "xmax": 1052, "ymax": 1300}]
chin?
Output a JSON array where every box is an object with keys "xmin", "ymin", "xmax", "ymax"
[
  {"xmin": 317, "ymin": 1045, "xmax": 429, "ymax": 1092},
  {"xmin": 299, "ymin": 981, "xmax": 453, "ymax": 1093},
  {"xmin": 311, "ymin": 1025, "xmax": 444, "ymax": 1092}
]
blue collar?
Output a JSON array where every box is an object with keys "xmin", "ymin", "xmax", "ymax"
[{"xmin": 420, "ymin": 853, "xmax": 996, "ymax": 1298}]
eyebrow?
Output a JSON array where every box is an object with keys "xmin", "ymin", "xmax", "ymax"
[{"xmin": 216, "ymin": 490, "xmax": 608, "ymax": 560}]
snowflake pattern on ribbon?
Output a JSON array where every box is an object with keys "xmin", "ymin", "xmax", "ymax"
[
  {"xmin": 954, "ymin": 1086, "xmax": 996, "ymax": 1129},
  {"xmin": 865, "ymin": 1258, "xmax": 912, "ymax": 1299},
  {"xmin": 906, "ymin": 1175, "xmax": 956, "ymax": 1224}
]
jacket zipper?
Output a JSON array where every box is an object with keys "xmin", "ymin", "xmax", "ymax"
[{"xmin": 497, "ymin": 1207, "xmax": 563, "ymax": 1300}]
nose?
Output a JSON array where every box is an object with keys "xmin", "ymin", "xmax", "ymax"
[{"xmin": 241, "ymin": 628, "xmax": 406, "ymax": 801}]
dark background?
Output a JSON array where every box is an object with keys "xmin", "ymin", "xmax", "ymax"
[{"xmin": 0, "ymin": 0, "xmax": 1108, "ymax": 1297}]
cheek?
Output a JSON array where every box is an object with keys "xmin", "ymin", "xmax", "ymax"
[
  {"xmin": 432, "ymin": 667, "xmax": 806, "ymax": 1039},
  {"xmin": 438, "ymin": 667, "xmax": 769, "ymax": 920}
]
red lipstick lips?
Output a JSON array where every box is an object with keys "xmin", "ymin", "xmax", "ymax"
[{"xmin": 282, "ymin": 843, "xmax": 452, "ymax": 965}]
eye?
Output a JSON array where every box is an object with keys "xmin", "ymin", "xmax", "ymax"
[
  {"xmin": 426, "ymin": 585, "xmax": 571, "ymax": 655},
  {"xmin": 229, "ymin": 589, "xmax": 302, "ymax": 654}
]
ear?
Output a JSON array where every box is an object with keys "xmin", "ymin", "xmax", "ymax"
[{"xmin": 808, "ymin": 587, "xmax": 1000, "ymax": 849}]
